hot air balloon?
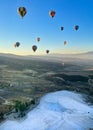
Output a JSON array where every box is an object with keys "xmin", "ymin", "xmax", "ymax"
[
  {"xmin": 60, "ymin": 26, "xmax": 64, "ymax": 31},
  {"xmin": 46, "ymin": 50, "xmax": 49, "ymax": 54},
  {"xmin": 49, "ymin": 10, "xmax": 56, "ymax": 18},
  {"xmin": 74, "ymin": 25, "xmax": 79, "ymax": 30},
  {"xmin": 18, "ymin": 7, "xmax": 27, "ymax": 18},
  {"xmin": 14, "ymin": 44, "xmax": 16, "ymax": 48},
  {"xmin": 32, "ymin": 45, "xmax": 37, "ymax": 52},
  {"xmin": 64, "ymin": 41, "xmax": 67, "ymax": 45},
  {"xmin": 14, "ymin": 42, "xmax": 20, "ymax": 47},
  {"xmin": 37, "ymin": 37, "xmax": 40, "ymax": 42}
]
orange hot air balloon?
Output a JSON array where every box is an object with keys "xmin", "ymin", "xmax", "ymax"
[
  {"xmin": 64, "ymin": 41, "xmax": 67, "ymax": 45},
  {"xmin": 32, "ymin": 45, "xmax": 37, "ymax": 52},
  {"xmin": 37, "ymin": 37, "xmax": 40, "ymax": 42},
  {"xmin": 49, "ymin": 10, "xmax": 56, "ymax": 18}
]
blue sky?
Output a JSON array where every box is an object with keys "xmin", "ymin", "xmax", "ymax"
[{"xmin": 0, "ymin": 0, "xmax": 93, "ymax": 55}]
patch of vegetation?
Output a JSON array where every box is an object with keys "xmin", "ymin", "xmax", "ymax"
[
  {"xmin": 49, "ymin": 73, "xmax": 89, "ymax": 82},
  {"xmin": 13, "ymin": 98, "xmax": 35, "ymax": 117},
  {"xmin": 89, "ymin": 75, "xmax": 93, "ymax": 79}
]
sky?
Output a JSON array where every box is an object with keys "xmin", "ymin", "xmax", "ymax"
[{"xmin": 0, "ymin": 0, "xmax": 93, "ymax": 55}]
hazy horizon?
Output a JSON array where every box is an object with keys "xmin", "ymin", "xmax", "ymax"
[{"xmin": 0, "ymin": 50, "xmax": 93, "ymax": 56}]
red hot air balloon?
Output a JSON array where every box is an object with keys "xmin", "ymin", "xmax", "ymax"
[
  {"xmin": 49, "ymin": 10, "xmax": 56, "ymax": 18},
  {"xmin": 64, "ymin": 41, "xmax": 67, "ymax": 45}
]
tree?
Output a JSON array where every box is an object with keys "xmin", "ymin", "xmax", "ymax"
[{"xmin": 0, "ymin": 112, "xmax": 4, "ymax": 119}]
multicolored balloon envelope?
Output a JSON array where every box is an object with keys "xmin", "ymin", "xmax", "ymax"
[{"xmin": 18, "ymin": 7, "xmax": 27, "ymax": 18}]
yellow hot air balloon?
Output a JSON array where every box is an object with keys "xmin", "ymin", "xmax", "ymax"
[{"xmin": 18, "ymin": 7, "xmax": 27, "ymax": 18}]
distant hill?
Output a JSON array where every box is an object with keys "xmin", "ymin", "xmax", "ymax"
[
  {"xmin": 0, "ymin": 53, "xmax": 22, "ymax": 58},
  {"xmin": 84, "ymin": 51, "xmax": 93, "ymax": 55},
  {"xmin": 0, "ymin": 51, "xmax": 93, "ymax": 62}
]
